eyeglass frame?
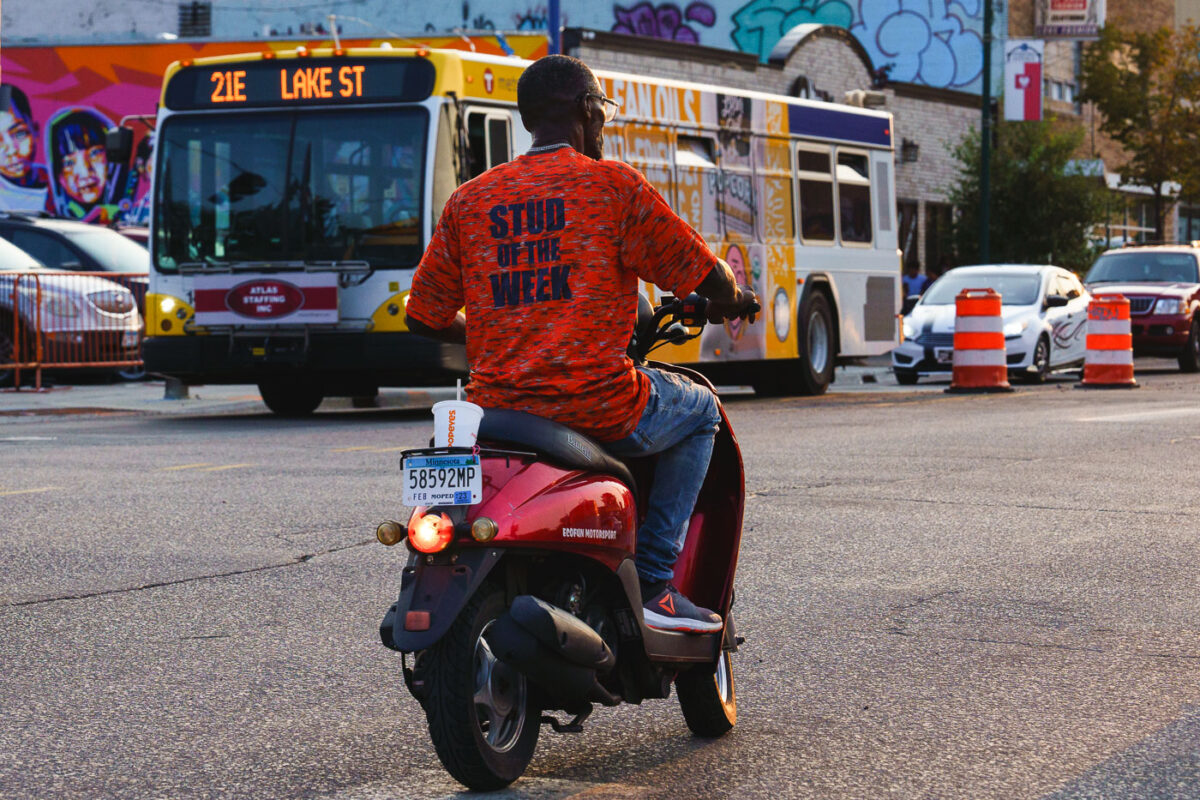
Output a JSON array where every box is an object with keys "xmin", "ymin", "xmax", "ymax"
[{"xmin": 577, "ymin": 91, "xmax": 620, "ymax": 123}]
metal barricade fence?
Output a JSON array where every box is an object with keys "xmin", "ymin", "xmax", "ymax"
[{"xmin": 0, "ymin": 270, "xmax": 146, "ymax": 390}]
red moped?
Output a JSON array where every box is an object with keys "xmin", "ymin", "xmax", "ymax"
[{"xmin": 377, "ymin": 295, "xmax": 746, "ymax": 790}]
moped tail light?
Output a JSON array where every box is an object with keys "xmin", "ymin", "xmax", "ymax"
[{"xmin": 408, "ymin": 512, "xmax": 454, "ymax": 553}]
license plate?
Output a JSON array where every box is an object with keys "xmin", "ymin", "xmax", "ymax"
[
  {"xmin": 935, "ymin": 347, "xmax": 953, "ymax": 364},
  {"xmin": 122, "ymin": 330, "xmax": 139, "ymax": 348},
  {"xmin": 402, "ymin": 453, "xmax": 482, "ymax": 506}
]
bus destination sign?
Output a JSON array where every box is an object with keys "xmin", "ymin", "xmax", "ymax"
[{"xmin": 164, "ymin": 57, "xmax": 436, "ymax": 110}]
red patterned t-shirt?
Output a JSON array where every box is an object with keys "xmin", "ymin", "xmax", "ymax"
[{"xmin": 407, "ymin": 146, "xmax": 717, "ymax": 442}]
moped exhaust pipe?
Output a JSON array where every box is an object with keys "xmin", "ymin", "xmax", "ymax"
[{"xmin": 484, "ymin": 595, "xmax": 620, "ymax": 709}]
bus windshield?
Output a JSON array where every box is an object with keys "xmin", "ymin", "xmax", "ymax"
[{"xmin": 154, "ymin": 107, "xmax": 427, "ymax": 271}]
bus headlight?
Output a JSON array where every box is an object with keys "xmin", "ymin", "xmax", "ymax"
[
  {"xmin": 160, "ymin": 297, "xmax": 177, "ymax": 315},
  {"xmin": 773, "ymin": 288, "xmax": 790, "ymax": 341}
]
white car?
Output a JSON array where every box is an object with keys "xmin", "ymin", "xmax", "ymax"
[
  {"xmin": 0, "ymin": 237, "xmax": 141, "ymax": 384},
  {"xmin": 892, "ymin": 265, "xmax": 1091, "ymax": 384}
]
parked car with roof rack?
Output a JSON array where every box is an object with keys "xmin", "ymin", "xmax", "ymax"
[
  {"xmin": 1083, "ymin": 244, "xmax": 1200, "ymax": 371},
  {"xmin": 0, "ymin": 237, "xmax": 141, "ymax": 385},
  {"xmin": 892, "ymin": 264, "xmax": 1091, "ymax": 385}
]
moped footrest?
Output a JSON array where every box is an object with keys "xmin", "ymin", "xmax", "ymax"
[{"xmin": 541, "ymin": 706, "xmax": 592, "ymax": 733}]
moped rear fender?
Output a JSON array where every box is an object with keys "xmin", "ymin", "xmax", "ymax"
[{"xmin": 380, "ymin": 547, "xmax": 502, "ymax": 652}]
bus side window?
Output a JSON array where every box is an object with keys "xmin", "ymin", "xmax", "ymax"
[
  {"xmin": 720, "ymin": 134, "xmax": 755, "ymax": 241},
  {"xmin": 466, "ymin": 110, "xmax": 512, "ymax": 178},
  {"xmin": 797, "ymin": 146, "xmax": 834, "ymax": 243},
  {"xmin": 675, "ymin": 134, "xmax": 720, "ymax": 241},
  {"xmin": 836, "ymin": 150, "xmax": 872, "ymax": 245}
]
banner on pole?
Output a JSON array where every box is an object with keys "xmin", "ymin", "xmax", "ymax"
[
  {"xmin": 1035, "ymin": 0, "xmax": 1105, "ymax": 39},
  {"xmin": 1004, "ymin": 40, "xmax": 1044, "ymax": 122}
]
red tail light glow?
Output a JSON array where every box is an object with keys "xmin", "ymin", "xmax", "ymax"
[{"xmin": 408, "ymin": 512, "xmax": 454, "ymax": 553}]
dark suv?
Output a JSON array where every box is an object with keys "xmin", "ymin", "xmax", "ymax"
[{"xmin": 1084, "ymin": 245, "xmax": 1200, "ymax": 371}]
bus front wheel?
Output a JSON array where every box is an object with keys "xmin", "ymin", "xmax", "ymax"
[
  {"xmin": 258, "ymin": 378, "xmax": 324, "ymax": 417},
  {"xmin": 795, "ymin": 291, "xmax": 835, "ymax": 395}
]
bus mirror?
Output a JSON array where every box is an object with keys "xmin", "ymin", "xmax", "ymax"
[{"xmin": 106, "ymin": 127, "xmax": 134, "ymax": 164}]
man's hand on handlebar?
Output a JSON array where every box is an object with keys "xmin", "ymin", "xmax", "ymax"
[{"xmin": 705, "ymin": 285, "xmax": 759, "ymax": 325}]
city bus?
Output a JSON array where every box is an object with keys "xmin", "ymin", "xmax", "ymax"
[{"xmin": 140, "ymin": 46, "xmax": 899, "ymax": 414}]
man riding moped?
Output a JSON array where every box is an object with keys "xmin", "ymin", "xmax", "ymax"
[{"xmin": 406, "ymin": 54, "xmax": 758, "ymax": 633}]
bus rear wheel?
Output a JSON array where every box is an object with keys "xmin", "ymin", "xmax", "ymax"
[
  {"xmin": 752, "ymin": 290, "xmax": 836, "ymax": 397},
  {"xmin": 795, "ymin": 291, "xmax": 835, "ymax": 395},
  {"xmin": 258, "ymin": 378, "xmax": 323, "ymax": 417}
]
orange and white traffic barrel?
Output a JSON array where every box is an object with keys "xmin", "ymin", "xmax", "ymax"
[
  {"xmin": 946, "ymin": 287, "xmax": 1013, "ymax": 393},
  {"xmin": 1079, "ymin": 293, "xmax": 1138, "ymax": 388}
]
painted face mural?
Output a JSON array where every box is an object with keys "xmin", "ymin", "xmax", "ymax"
[
  {"xmin": 60, "ymin": 142, "xmax": 107, "ymax": 205},
  {"xmin": 724, "ymin": 244, "xmax": 748, "ymax": 340},
  {"xmin": 0, "ymin": 111, "xmax": 36, "ymax": 183},
  {"xmin": 0, "ymin": 84, "xmax": 46, "ymax": 189},
  {"xmin": 45, "ymin": 107, "xmax": 128, "ymax": 222},
  {"xmin": 1, "ymin": 35, "xmax": 549, "ymax": 222}
]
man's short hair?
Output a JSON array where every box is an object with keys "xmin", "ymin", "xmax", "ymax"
[{"xmin": 517, "ymin": 55, "xmax": 595, "ymax": 131}]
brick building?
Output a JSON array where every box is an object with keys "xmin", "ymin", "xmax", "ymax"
[{"xmin": 1009, "ymin": 0, "xmax": 1188, "ymax": 245}]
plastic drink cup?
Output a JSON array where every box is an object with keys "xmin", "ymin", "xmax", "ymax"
[{"xmin": 432, "ymin": 400, "xmax": 484, "ymax": 448}]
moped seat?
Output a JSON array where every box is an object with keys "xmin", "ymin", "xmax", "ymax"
[{"xmin": 478, "ymin": 408, "xmax": 637, "ymax": 496}]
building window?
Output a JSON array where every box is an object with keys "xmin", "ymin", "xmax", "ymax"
[
  {"xmin": 1179, "ymin": 205, "xmax": 1200, "ymax": 243},
  {"xmin": 1096, "ymin": 196, "xmax": 1156, "ymax": 247},
  {"xmin": 925, "ymin": 202, "xmax": 953, "ymax": 273},
  {"xmin": 898, "ymin": 199, "xmax": 919, "ymax": 271},
  {"xmin": 178, "ymin": 1, "xmax": 212, "ymax": 37}
]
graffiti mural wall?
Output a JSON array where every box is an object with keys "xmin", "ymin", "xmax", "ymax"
[
  {"xmin": 0, "ymin": 35, "xmax": 547, "ymax": 222},
  {"xmin": 0, "ymin": 2, "xmax": 1000, "ymax": 223},
  {"xmin": 196, "ymin": 1, "xmax": 1002, "ymax": 92}
]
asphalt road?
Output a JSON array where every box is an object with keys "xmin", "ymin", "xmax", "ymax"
[{"xmin": 3, "ymin": 362, "xmax": 1200, "ymax": 799}]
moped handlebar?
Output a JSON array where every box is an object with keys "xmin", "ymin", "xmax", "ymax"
[{"xmin": 632, "ymin": 293, "xmax": 760, "ymax": 363}]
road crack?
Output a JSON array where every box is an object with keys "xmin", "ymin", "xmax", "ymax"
[
  {"xmin": 864, "ymin": 495, "xmax": 1200, "ymax": 518},
  {"xmin": 2, "ymin": 538, "xmax": 374, "ymax": 608}
]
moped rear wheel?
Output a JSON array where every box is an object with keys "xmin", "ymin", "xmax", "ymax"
[
  {"xmin": 423, "ymin": 585, "xmax": 540, "ymax": 790},
  {"xmin": 676, "ymin": 649, "xmax": 737, "ymax": 737}
]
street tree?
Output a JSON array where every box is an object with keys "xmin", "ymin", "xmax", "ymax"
[
  {"xmin": 1079, "ymin": 24, "xmax": 1200, "ymax": 239},
  {"xmin": 946, "ymin": 121, "xmax": 1105, "ymax": 272}
]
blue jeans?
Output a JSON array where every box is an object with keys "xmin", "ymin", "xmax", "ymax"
[{"xmin": 603, "ymin": 367, "xmax": 721, "ymax": 584}]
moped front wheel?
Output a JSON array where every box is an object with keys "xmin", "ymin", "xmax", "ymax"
[
  {"xmin": 423, "ymin": 584, "xmax": 540, "ymax": 790},
  {"xmin": 676, "ymin": 648, "xmax": 737, "ymax": 737}
]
